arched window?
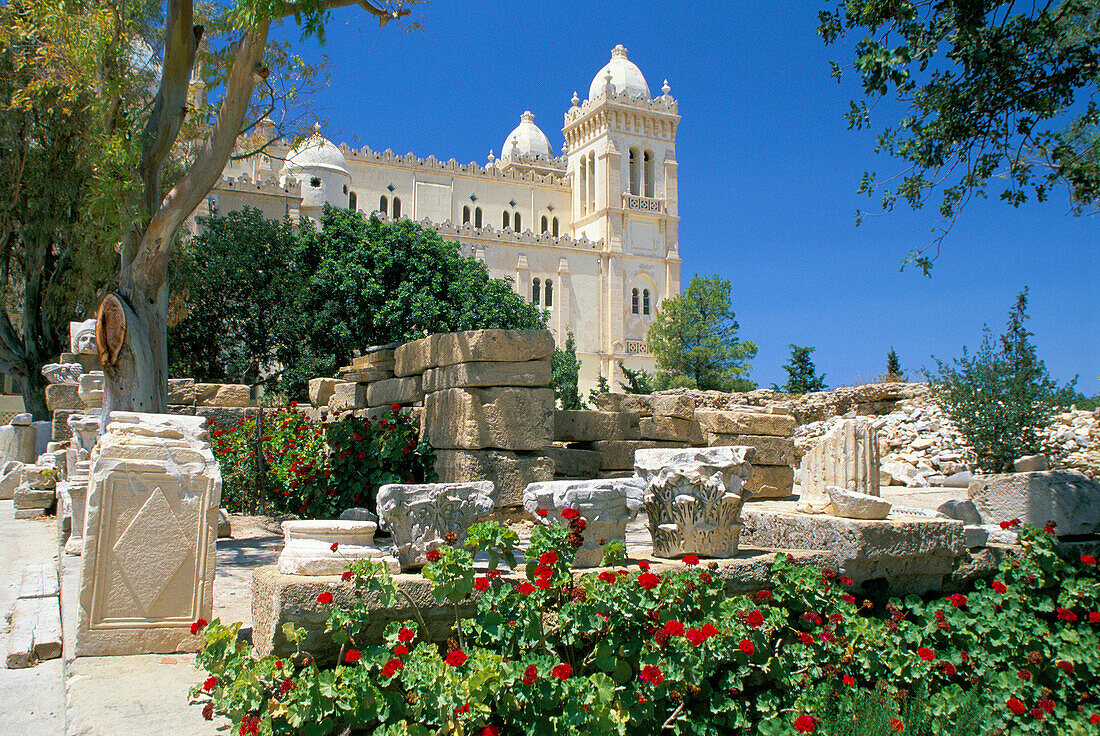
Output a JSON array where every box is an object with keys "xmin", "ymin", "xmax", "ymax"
[
  {"xmin": 628, "ymin": 147, "xmax": 640, "ymax": 195},
  {"xmin": 392, "ymin": 197, "xmax": 401, "ymax": 219},
  {"xmin": 379, "ymin": 195, "xmax": 388, "ymax": 216},
  {"xmin": 502, "ymin": 211, "xmax": 509, "ymax": 229},
  {"xmin": 474, "ymin": 207, "xmax": 483, "ymax": 228},
  {"xmin": 462, "ymin": 205, "xmax": 470, "ymax": 224},
  {"xmin": 349, "ymin": 191, "xmax": 357, "ymax": 210},
  {"xmin": 643, "ymin": 289, "xmax": 651, "ymax": 315},
  {"xmin": 514, "ymin": 212, "xmax": 521, "ymax": 232},
  {"xmin": 531, "ymin": 278, "xmax": 540, "ymax": 305},
  {"xmin": 644, "ymin": 150, "xmax": 655, "ymax": 198},
  {"xmin": 541, "ymin": 215, "xmax": 548, "ymax": 234},
  {"xmin": 579, "ymin": 159, "xmax": 587, "ymax": 216},
  {"xmin": 588, "ymin": 152, "xmax": 596, "ymax": 210},
  {"xmin": 552, "ymin": 217, "xmax": 559, "ymax": 236},
  {"xmin": 544, "ymin": 279, "xmax": 553, "ymax": 307},
  {"xmin": 631, "ymin": 288, "xmax": 639, "ymax": 314}
]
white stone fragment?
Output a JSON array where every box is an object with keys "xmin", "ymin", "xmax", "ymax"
[
  {"xmin": 798, "ymin": 418, "xmax": 880, "ymax": 513},
  {"xmin": 826, "ymin": 486, "xmax": 891, "ymax": 520},
  {"xmin": 277, "ymin": 520, "xmax": 397, "ymax": 575},
  {"xmin": 377, "ymin": 482, "xmax": 495, "ymax": 570},
  {"xmin": 523, "ymin": 478, "xmax": 645, "ymax": 567},
  {"xmin": 41, "ymin": 362, "xmax": 83, "ymax": 384},
  {"xmin": 69, "ymin": 318, "xmax": 97, "ymax": 355}
]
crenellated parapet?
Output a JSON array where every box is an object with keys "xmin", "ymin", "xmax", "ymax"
[
  {"xmin": 372, "ymin": 212, "xmax": 604, "ymax": 251},
  {"xmin": 565, "ymin": 87, "xmax": 678, "ymax": 126},
  {"xmin": 212, "ymin": 171, "xmax": 302, "ymax": 197},
  {"xmin": 337, "ymin": 143, "xmax": 568, "ymax": 186}
]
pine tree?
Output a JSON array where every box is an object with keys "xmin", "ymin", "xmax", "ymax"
[
  {"xmin": 775, "ymin": 345, "xmax": 826, "ymax": 394},
  {"xmin": 617, "ymin": 361, "xmax": 654, "ymax": 395},
  {"xmin": 550, "ymin": 332, "xmax": 585, "ymax": 409},
  {"xmin": 884, "ymin": 348, "xmax": 904, "ymax": 382},
  {"xmin": 587, "ymin": 373, "xmax": 610, "ymax": 408}
]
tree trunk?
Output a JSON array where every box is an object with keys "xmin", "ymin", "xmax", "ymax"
[{"xmin": 18, "ymin": 368, "xmax": 49, "ymax": 421}]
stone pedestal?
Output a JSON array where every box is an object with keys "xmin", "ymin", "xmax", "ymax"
[
  {"xmin": 798, "ymin": 418, "xmax": 880, "ymax": 513},
  {"xmin": 64, "ymin": 478, "xmax": 89, "ymax": 555},
  {"xmin": 523, "ymin": 479, "xmax": 645, "ymax": 567},
  {"xmin": 635, "ymin": 446, "xmax": 754, "ymax": 559},
  {"xmin": 376, "ymin": 482, "xmax": 494, "ymax": 570},
  {"xmin": 76, "ymin": 412, "xmax": 221, "ymax": 656},
  {"xmin": 277, "ymin": 521, "xmax": 398, "ymax": 575}
]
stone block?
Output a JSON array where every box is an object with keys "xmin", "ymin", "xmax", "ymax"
[
  {"xmin": 14, "ymin": 487, "xmax": 55, "ymax": 509},
  {"xmin": 167, "ymin": 405, "xmax": 196, "ymax": 416},
  {"xmin": 706, "ymin": 433, "xmax": 794, "ymax": 466},
  {"xmin": 524, "ymin": 479, "xmax": 645, "ymax": 566},
  {"xmin": 395, "ymin": 329, "xmax": 554, "ymax": 377},
  {"xmin": 367, "ymin": 376, "xmax": 424, "ymax": 407},
  {"xmin": 422, "ymin": 359, "xmax": 551, "ymax": 392},
  {"xmin": 639, "ymin": 415, "xmax": 703, "ymax": 443},
  {"xmin": 194, "ymin": 383, "xmax": 251, "ymax": 408},
  {"xmin": 798, "ymin": 418, "xmax": 880, "ymax": 513},
  {"xmin": 0, "ymin": 461, "xmax": 25, "ymax": 500},
  {"xmin": 547, "ymin": 446, "xmax": 601, "ymax": 478},
  {"xmin": 328, "ymin": 382, "xmax": 369, "ymax": 412},
  {"xmin": 0, "ymin": 423, "xmax": 38, "ymax": 464},
  {"xmin": 42, "ymin": 362, "xmax": 83, "ymax": 384},
  {"xmin": 76, "ymin": 412, "xmax": 221, "ymax": 656},
  {"xmin": 77, "ymin": 371, "xmax": 104, "ymax": 409},
  {"xmin": 14, "ymin": 507, "xmax": 47, "ymax": 519},
  {"xmin": 341, "ymin": 366, "xmax": 393, "ymax": 383},
  {"xmin": 60, "ymin": 352, "xmax": 101, "ymax": 373},
  {"xmin": 308, "ymin": 378, "xmax": 343, "ymax": 407},
  {"xmin": 595, "ymin": 393, "xmax": 696, "ymax": 420},
  {"xmin": 434, "ymin": 449, "xmax": 553, "ymax": 507},
  {"xmin": 1013, "ymin": 454, "xmax": 1050, "ymax": 472},
  {"xmin": 277, "ymin": 521, "xmax": 396, "ymax": 575},
  {"xmin": 740, "ymin": 506, "xmax": 966, "ymax": 594},
  {"xmin": 6, "ymin": 596, "xmax": 62, "ymax": 668},
  {"xmin": 45, "ymin": 383, "xmax": 82, "ymax": 412},
  {"xmin": 744, "ymin": 464, "xmax": 794, "ymax": 499},
  {"xmin": 51, "ymin": 409, "xmax": 79, "ymax": 442},
  {"xmin": 377, "ymin": 482, "xmax": 495, "ymax": 569},
  {"xmin": 23, "ymin": 465, "xmax": 57, "ymax": 490},
  {"xmin": 592, "ymin": 440, "xmax": 681, "ymax": 470},
  {"xmin": 938, "ymin": 499, "xmax": 981, "ymax": 525},
  {"xmin": 423, "ymin": 387, "xmax": 552, "ymax": 451},
  {"xmin": 167, "ymin": 378, "xmax": 196, "ymax": 406},
  {"xmin": 694, "ymin": 409, "xmax": 796, "ymax": 437},
  {"xmin": 554, "ymin": 410, "xmax": 640, "ymax": 442},
  {"xmin": 827, "ymin": 487, "xmax": 892, "ymax": 520},
  {"xmin": 352, "ymin": 347, "xmax": 396, "ymax": 367},
  {"xmin": 19, "ymin": 564, "xmax": 60, "ymax": 599},
  {"xmin": 968, "ymin": 470, "xmax": 1100, "ymax": 535},
  {"xmin": 195, "ymin": 406, "xmax": 254, "ymax": 431}
]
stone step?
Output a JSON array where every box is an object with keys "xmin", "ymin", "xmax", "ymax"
[
  {"xmin": 5, "ymin": 595, "xmax": 61, "ymax": 668},
  {"xmin": 18, "ymin": 563, "xmax": 59, "ymax": 599}
]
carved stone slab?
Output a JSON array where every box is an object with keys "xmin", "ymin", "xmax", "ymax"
[
  {"xmin": 376, "ymin": 482, "xmax": 494, "ymax": 570},
  {"xmin": 798, "ymin": 418, "xmax": 881, "ymax": 514},
  {"xmin": 277, "ymin": 521, "xmax": 398, "ymax": 575},
  {"xmin": 634, "ymin": 446, "xmax": 754, "ymax": 559},
  {"xmin": 69, "ymin": 319, "xmax": 98, "ymax": 355},
  {"xmin": 76, "ymin": 412, "xmax": 221, "ymax": 656},
  {"xmin": 523, "ymin": 478, "xmax": 645, "ymax": 567},
  {"xmin": 41, "ymin": 363, "xmax": 83, "ymax": 385}
]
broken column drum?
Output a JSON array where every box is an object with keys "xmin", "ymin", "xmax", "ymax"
[
  {"xmin": 798, "ymin": 418, "xmax": 881, "ymax": 513},
  {"xmin": 277, "ymin": 520, "xmax": 397, "ymax": 575},
  {"xmin": 523, "ymin": 479, "xmax": 645, "ymax": 567},
  {"xmin": 376, "ymin": 481, "xmax": 495, "ymax": 570},
  {"xmin": 634, "ymin": 446, "xmax": 755, "ymax": 559}
]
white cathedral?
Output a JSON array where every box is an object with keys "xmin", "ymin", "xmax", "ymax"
[{"xmin": 192, "ymin": 45, "xmax": 682, "ymax": 394}]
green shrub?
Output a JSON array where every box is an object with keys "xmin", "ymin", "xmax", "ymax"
[
  {"xmin": 209, "ymin": 405, "xmax": 434, "ymax": 518},
  {"xmin": 550, "ymin": 333, "xmax": 585, "ymax": 409},
  {"xmin": 193, "ymin": 519, "xmax": 1100, "ymax": 735}
]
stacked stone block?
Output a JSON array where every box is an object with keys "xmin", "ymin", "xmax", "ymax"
[
  {"xmin": 313, "ymin": 344, "xmax": 423, "ymax": 419},
  {"xmin": 398, "ymin": 329, "xmax": 555, "ymax": 508},
  {"xmin": 695, "ymin": 409, "xmax": 797, "ymax": 499},
  {"xmin": 13, "ymin": 464, "xmax": 57, "ymax": 518}
]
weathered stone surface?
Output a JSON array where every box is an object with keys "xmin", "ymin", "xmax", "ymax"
[
  {"xmin": 6, "ymin": 595, "xmax": 61, "ymax": 667},
  {"xmin": 367, "ymin": 376, "xmax": 424, "ymax": 407},
  {"xmin": 968, "ymin": 470, "xmax": 1100, "ymax": 535},
  {"xmin": 76, "ymin": 412, "xmax": 221, "ymax": 656},
  {"xmin": 798, "ymin": 418, "xmax": 880, "ymax": 513},
  {"xmin": 69, "ymin": 318, "xmax": 97, "ymax": 354},
  {"xmin": 60, "ymin": 351, "xmax": 101, "ymax": 373},
  {"xmin": 42, "ymin": 362, "xmax": 83, "ymax": 385},
  {"xmin": 18, "ymin": 564, "xmax": 59, "ymax": 599},
  {"xmin": 524, "ymin": 479, "xmax": 645, "ymax": 566},
  {"xmin": 77, "ymin": 371, "xmax": 104, "ymax": 409},
  {"xmin": 694, "ymin": 409, "xmax": 796, "ymax": 437},
  {"xmin": 328, "ymin": 382, "xmax": 369, "ymax": 412},
  {"xmin": 23, "ymin": 465, "xmax": 57, "ymax": 489},
  {"xmin": 14, "ymin": 487, "xmax": 55, "ymax": 509},
  {"xmin": 0, "ymin": 423, "xmax": 37, "ymax": 464},
  {"xmin": 422, "ymin": 387, "xmax": 553, "ymax": 451},
  {"xmin": 308, "ymin": 378, "xmax": 343, "ymax": 408},
  {"xmin": 65, "ymin": 480, "xmax": 88, "ymax": 555},
  {"xmin": 352, "ymin": 347, "xmax": 397, "ymax": 367},
  {"xmin": 217, "ymin": 508, "xmax": 232, "ymax": 538},
  {"xmin": 938, "ymin": 499, "xmax": 981, "ymax": 525},
  {"xmin": 341, "ymin": 366, "xmax": 393, "ymax": 383},
  {"xmin": 194, "ymin": 383, "xmax": 251, "ymax": 408},
  {"xmin": 167, "ymin": 404, "xmax": 196, "ymax": 416},
  {"xmin": 339, "ymin": 507, "xmax": 378, "ymax": 524},
  {"xmin": 592, "ymin": 440, "xmax": 681, "ymax": 470},
  {"xmin": 706, "ymin": 433, "xmax": 795, "ymax": 466},
  {"xmin": 639, "ymin": 415, "xmax": 703, "ymax": 444},
  {"xmin": 740, "ymin": 506, "xmax": 967, "ymax": 593},
  {"xmin": 395, "ymin": 329, "xmax": 555, "ymax": 377},
  {"xmin": 743, "ymin": 464, "xmax": 796, "ymax": 499},
  {"xmin": 547, "ymin": 446, "xmax": 601, "ymax": 478},
  {"xmin": 277, "ymin": 521, "xmax": 397, "ymax": 575},
  {"xmin": 195, "ymin": 406, "xmax": 254, "ymax": 430},
  {"xmin": 595, "ymin": 393, "xmax": 696, "ymax": 420},
  {"xmin": 51, "ymin": 409, "xmax": 80, "ymax": 441},
  {"xmin": 827, "ymin": 486, "xmax": 891, "ymax": 520},
  {"xmin": 377, "ymin": 482, "xmax": 495, "ymax": 569},
  {"xmin": 0, "ymin": 461, "xmax": 25, "ymax": 500},
  {"xmin": 554, "ymin": 410, "xmax": 640, "ymax": 442},
  {"xmin": 45, "ymin": 383, "xmax": 82, "ymax": 411},
  {"xmin": 167, "ymin": 379, "xmax": 196, "ymax": 406},
  {"xmin": 434, "ymin": 450, "xmax": 553, "ymax": 507},
  {"xmin": 635, "ymin": 446, "xmax": 755, "ymax": 558},
  {"xmin": 422, "ymin": 360, "xmax": 551, "ymax": 392},
  {"xmin": 1013, "ymin": 454, "xmax": 1050, "ymax": 473}
]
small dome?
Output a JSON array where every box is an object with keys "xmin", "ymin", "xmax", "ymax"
[
  {"xmin": 281, "ymin": 123, "xmax": 349, "ymax": 177},
  {"xmin": 588, "ymin": 44, "xmax": 650, "ymax": 100},
  {"xmin": 500, "ymin": 111, "xmax": 554, "ymax": 160}
]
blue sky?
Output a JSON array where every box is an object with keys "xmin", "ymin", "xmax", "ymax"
[{"xmin": 276, "ymin": 1, "xmax": 1099, "ymax": 394}]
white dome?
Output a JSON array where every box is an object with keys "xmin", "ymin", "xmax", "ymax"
[
  {"xmin": 500, "ymin": 111, "xmax": 554, "ymax": 160},
  {"xmin": 588, "ymin": 44, "xmax": 650, "ymax": 100},
  {"xmin": 281, "ymin": 123, "xmax": 349, "ymax": 177}
]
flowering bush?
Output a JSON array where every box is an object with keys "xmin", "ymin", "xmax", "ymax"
[
  {"xmin": 193, "ymin": 520, "xmax": 1100, "ymax": 735},
  {"xmin": 210, "ymin": 404, "xmax": 434, "ymax": 518}
]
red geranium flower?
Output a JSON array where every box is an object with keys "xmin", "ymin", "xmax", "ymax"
[
  {"xmin": 1082, "ymin": 554, "xmax": 1097, "ymax": 566},
  {"xmin": 664, "ymin": 620, "xmax": 685, "ymax": 637},
  {"xmin": 841, "ymin": 594, "xmax": 856, "ymax": 604},
  {"xmin": 1056, "ymin": 660, "xmax": 1074, "ymax": 673},
  {"xmin": 992, "ymin": 580, "xmax": 1007, "ymax": 594},
  {"xmin": 394, "ymin": 644, "xmax": 409, "ymax": 656},
  {"xmin": 551, "ymin": 662, "xmax": 572, "ymax": 680},
  {"xmin": 637, "ymin": 572, "xmax": 660, "ymax": 590},
  {"xmin": 1007, "ymin": 698, "xmax": 1026, "ymax": 716},
  {"xmin": 1056, "ymin": 607, "xmax": 1077, "ymax": 622},
  {"xmin": 203, "ymin": 676, "xmax": 218, "ymax": 691},
  {"xmin": 1090, "ymin": 714, "xmax": 1100, "ymax": 725},
  {"xmin": 446, "ymin": 649, "xmax": 468, "ymax": 667},
  {"xmin": 917, "ymin": 647, "xmax": 935, "ymax": 662},
  {"xmin": 474, "ymin": 577, "xmax": 489, "ymax": 592},
  {"xmin": 598, "ymin": 571, "xmax": 616, "ymax": 584},
  {"xmin": 682, "ymin": 554, "xmax": 699, "ymax": 566},
  {"xmin": 638, "ymin": 664, "xmax": 664, "ymax": 685},
  {"xmin": 316, "ymin": 591, "xmax": 333, "ymax": 605},
  {"xmin": 738, "ymin": 639, "xmax": 754, "ymax": 655},
  {"xmin": 537, "ymin": 508, "xmax": 548, "ymax": 517},
  {"xmin": 539, "ymin": 551, "xmax": 558, "ymax": 566},
  {"xmin": 946, "ymin": 594, "xmax": 966, "ymax": 608},
  {"xmin": 398, "ymin": 627, "xmax": 415, "ymax": 643},
  {"xmin": 798, "ymin": 632, "xmax": 814, "ymax": 645},
  {"xmin": 842, "ymin": 674, "xmax": 855, "ymax": 686},
  {"xmin": 380, "ymin": 657, "xmax": 403, "ymax": 678},
  {"xmin": 755, "ymin": 589, "xmax": 773, "ymax": 603},
  {"xmin": 345, "ymin": 649, "xmax": 362, "ymax": 663},
  {"xmin": 561, "ymin": 508, "xmax": 579, "ymax": 520},
  {"xmin": 455, "ymin": 703, "xmax": 470, "ymax": 714},
  {"xmin": 390, "ymin": 403, "xmax": 401, "ymax": 411},
  {"xmin": 329, "ymin": 542, "xmax": 339, "ymax": 552},
  {"xmin": 190, "ymin": 618, "xmax": 208, "ymax": 635},
  {"xmin": 479, "ymin": 726, "xmax": 501, "ymax": 736},
  {"xmin": 1018, "ymin": 670, "xmax": 1032, "ymax": 681},
  {"xmin": 746, "ymin": 609, "xmax": 765, "ymax": 628},
  {"xmin": 1090, "ymin": 612, "xmax": 1100, "ymax": 623},
  {"xmin": 793, "ymin": 714, "xmax": 818, "ymax": 733},
  {"xmin": 516, "ymin": 582, "xmax": 536, "ymax": 595},
  {"xmin": 534, "ymin": 577, "xmax": 552, "ymax": 590},
  {"xmin": 1037, "ymin": 698, "xmax": 1055, "ymax": 714},
  {"xmin": 939, "ymin": 662, "xmax": 956, "ymax": 677},
  {"xmin": 638, "ymin": 560, "xmax": 651, "ymax": 571},
  {"xmin": 341, "ymin": 570, "xmax": 354, "ymax": 582},
  {"xmin": 426, "ymin": 549, "xmax": 442, "ymax": 563},
  {"xmin": 522, "ymin": 664, "xmax": 538, "ymax": 685}
]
